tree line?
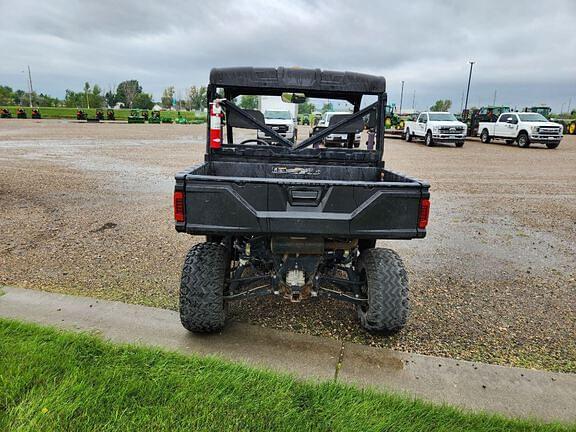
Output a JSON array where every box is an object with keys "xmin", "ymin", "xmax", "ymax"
[
  {"xmin": 0, "ymin": 81, "xmax": 208, "ymax": 111},
  {"xmin": 0, "ymin": 85, "xmax": 60, "ymax": 107}
]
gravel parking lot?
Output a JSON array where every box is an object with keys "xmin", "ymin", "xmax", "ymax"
[{"xmin": 1, "ymin": 119, "xmax": 575, "ymax": 372}]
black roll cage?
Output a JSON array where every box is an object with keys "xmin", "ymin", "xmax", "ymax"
[
  {"xmin": 206, "ymin": 83, "xmax": 387, "ymax": 165},
  {"xmin": 219, "ymin": 100, "xmax": 293, "ymax": 148}
]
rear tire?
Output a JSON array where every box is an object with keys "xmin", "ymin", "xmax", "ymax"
[
  {"xmin": 405, "ymin": 128, "xmax": 412, "ymax": 142},
  {"xmin": 505, "ymin": 139, "xmax": 514, "ymax": 144},
  {"xmin": 180, "ymin": 242, "xmax": 229, "ymax": 333},
  {"xmin": 425, "ymin": 131, "xmax": 434, "ymax": 147},
  {"xmin": 546, "ymin": 141, "xmax": 560, "ymax": 149},
  {"xmin": 517, "ymin": 132, "xmax": 530, "ymax": 148},
  {"xmin": 455, "ymin": 141, "xmax": 464, "ymax": 148},
  {"xmin": 356, "ymin": 248, "xmax": 409, "ymax": 334},
  {"xmin": 480, "ymin": 129, "xmax": 491, "ymax": 143}
]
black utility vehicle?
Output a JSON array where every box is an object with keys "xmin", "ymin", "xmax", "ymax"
[{"xmin": 174, "ymin": 67, "xmax": 430, "ymax": 334}]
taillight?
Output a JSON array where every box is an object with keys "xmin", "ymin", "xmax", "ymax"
[
  {"xmin": 418, "ymin": 198, "xmax": 430, "ymax": 230},
  {"xmin": 173, "ymin": 190, "xmax": 185, "ymax": 222}
]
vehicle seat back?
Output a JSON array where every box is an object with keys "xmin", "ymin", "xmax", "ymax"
[
  {"xmin": 328, "ymin": 114, "xmax": 365, "ymax": 133},
  {"xmin": 227, "ymin": 109, "xmax": 265, "ymax": 129}
]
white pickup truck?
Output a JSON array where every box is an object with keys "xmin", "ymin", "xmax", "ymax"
[
  {"xmin": 257, "ymin": 109, "xmax": 297, "ymax": 143},
  {"xmin": 478, "ymin": 112, "xmax": 563, "ymax": 149},
  {"xmin": 312, "ymin": 111, "xmax": 362, "ymax": 147},
  {"xmin": 404, "ymin": 112, "xmax": 467, "ymax": 147}
]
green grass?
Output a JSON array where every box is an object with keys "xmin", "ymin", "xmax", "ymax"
[
  {"xmin": 0, "ymin": 106, "xmax": 205, "ymax": 122},
  {"xmin": 0, "ymin": 319, "xmax": 571, "ymax": 432}
]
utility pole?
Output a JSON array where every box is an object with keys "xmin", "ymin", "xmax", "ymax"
[
  {"xmin": 492, "ymin": 89, "xmax": 497, "ymax": 106},
  {"xmin": 463, "ymin": 61, "xmax": 475, "ymax": 114},
  {"xmin": 399, "ymin": 81, "xmax": 405, "ymax": 115},
  {"xmin": 459, "ymin": 90, "xmax": 465, "ymax": 112},
  {"xmin": 412, "ymin": 90, "xmax": 416, "ymax": 110},
  {"xmin": 568, "ymin": 97, "xmax": 572, "ymax": 114},
  {"xmin": 84, "ymin": 83, "xmax": 90, "ymax": 109},
  {"xmin": 27, "ymin": 65, "xmax": 34, "ymax": 107}
]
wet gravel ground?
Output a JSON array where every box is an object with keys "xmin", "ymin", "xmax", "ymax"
[{"xmin": 1, "ymin": 119, "xmax": 575, "ymax": 372}]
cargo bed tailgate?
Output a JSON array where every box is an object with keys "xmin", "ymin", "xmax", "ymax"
[{"xmin": 175, "ymin": 163, "xmax": 429, "ymax": 239}]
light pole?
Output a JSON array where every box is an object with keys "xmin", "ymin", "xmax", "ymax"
[
  {"xmin": 27, "ymin": 66, "xmax": 34, "ymax": 107},
  {"xmin": 463, "ymin": 61, "xmax": 475, "ymax": 115},
  {"xmin": 20, "ymin": 69, "xmax": 33, "ymax": 107},
  {"xmin": 399, "ymin": 81, "xmax": 405, "ymax": 115}
]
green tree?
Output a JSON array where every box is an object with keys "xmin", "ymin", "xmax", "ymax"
[
  {"xmin": 188, "ymin": 86, "xmax": 207, "ymax": 110},
  {"xmin": 238, "ymin": 95, "xmax": 258, "ymax": 110},
  {"xmin": 116, "ymin": 80, "xmax": 142, "ymax": 108},
  {"xmin": 321, "ymin": 102, "xmax": 334, "ymax": 113},
  {"xmin": 105, "ymin": 90, "xmax": 116, "ymax": 108},
  {"xmin": 429, "ymin": 99, "xmax": 452, "ymax": 111},
  {"xmin": 14, "ymin": 90, "xmax": 27, "ymax": 106},
  {"xmin": 133, "ymin": 92, "xmax": 154, "ymax": 109},
  {"xmin": 0, "ymin": 85, "xmax": 15, "ymax": 105},
  {"xmin": 64, "ymin": 89, "xmax": 84, "ymax": 108},
  {"xmin": 34, "ymin": 92, "xmax": 60, "ymax": 107},
  {"xmin": 89, "ymin": 84, "xmax": 105, "ymax": 108},
  {"xmin": 83, "ymin": 82, "xmax": 91, "ymax": 108},
  {"xmin": 298, "ymin": 101, "xmax": 315, "ymax": 115},
  {"xmin": 162, "ymin": 86, "xmax": 175, "ymax": 109}
]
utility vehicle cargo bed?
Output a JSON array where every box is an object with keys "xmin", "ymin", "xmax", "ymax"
[{"xmin": 175, "ymin": 161, "xmax": 429, "ymax": 239}]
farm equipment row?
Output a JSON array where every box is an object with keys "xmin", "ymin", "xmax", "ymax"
[
  {"xmin": 126, "ymin": 109, "xmax": 190, "ymax": 124},
  {"xmin": 1, "ymin": 107, "xmax": 201, "ymax": 124},
  {"xmin": 1, "ymin": 108, "xmax": 41, "ymax": 119}
]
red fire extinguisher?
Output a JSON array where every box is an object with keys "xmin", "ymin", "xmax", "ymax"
[{"xmin": 209, "ymin": 100, "xmax": 223, "ymax": 150}]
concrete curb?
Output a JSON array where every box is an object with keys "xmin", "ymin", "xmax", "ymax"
[{"xmin": 1, "ymin": 286, "xmax": 575, "ymax": 423}]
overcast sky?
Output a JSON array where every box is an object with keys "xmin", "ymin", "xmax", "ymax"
[{"xmin": 1, "ymin": 0, "xmax": 575, "ymax": 112}]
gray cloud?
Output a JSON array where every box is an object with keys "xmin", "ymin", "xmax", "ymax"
[{"xmin": 1, "ymin": 0, "xmax": 575, "ymax": 111}]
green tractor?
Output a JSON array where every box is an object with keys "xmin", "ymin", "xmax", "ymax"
[
  {"xmin": 149, "ymin": 111, "xmax": 161, "ymax": 124},
  {"xmin": 524, "ymin": 106, "xmax": 552, "ymax": 118},
  {"xmin": 463, "ymin": 105, "xmax": 510, "ymax": 136},
  {"xmin": 175, "ymin": 112, "xmax": 189, "ymax": 124},
  {"xmin": 128, "ymin": 109, "xmax": 146, "ymax": 124},
  {"xmin": 528, "ymin": 106, "xmax": 576, "ymax": 135},
  {"xmin": 384, "ymin": 105, "xmax": 405, "ymax": 137},
  {"xmin": 566, "ymin": 118, "xmax": 576, "ymax": 135}
]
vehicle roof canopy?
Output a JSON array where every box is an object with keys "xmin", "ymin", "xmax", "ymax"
[{"xmin": 209, "ymin": 67, "xmax": 386, "ymax": 101}]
